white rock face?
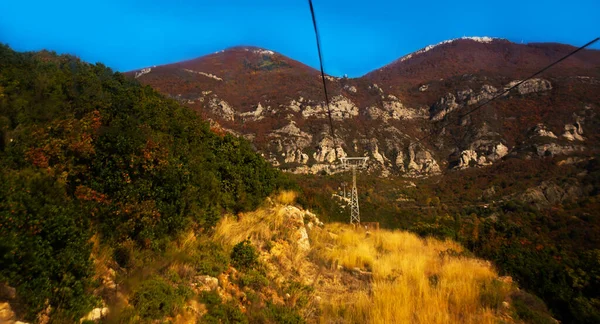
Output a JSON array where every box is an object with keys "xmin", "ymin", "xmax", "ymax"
[
  {"xmin": 284, "ymin": 149, "xmax": 309, "ymax": 164},
  {"xmin": 253, "ymin": 49, "xmax": 275, "ymax": 55},
  {"xmin": 287, "ymin": 99, "xmax": 303, "ymax": 112},
  {"xmin": 382, "ymin": 96, "xmax": 427, "ymax": 120},
  {"xmin": 208, "ymin": 98, "xmax": 235, "ymax": 121},
  {"xmin": 458, "ymin": 150, "xmax": 479, "ymax": 169},
  {"xmin": 431, "ymin": 93, "xmax": 459, "ymax": 121},
  {"xmin": 313, "ymin": 137, "xmax": 346, "ymax": 163},
  {"xmin": 534, "ymin": 143, "xmax": 584, "ymax": 157},
  {"xmin": 81, "ymin": 307, "xmax": 109, "ymax": 322},
  {"xmin": 397, "ymin": 146, "xmax": 441, "ymax": 176},
  {"xmin": 562, "ymin": 122, "xmax": 584, "ymax": 141},
  {"xmin": 369, "ymin": 84, "xmax": 384, "ymax": 93},
  {"xmin": 458, "ymin": 141, "xmax": 509, "ymax": 169},
  {"xmin": 371, "ymin": 143, "xmax": 386, "ymax": 164},
  {"xmin": 272, "ymin": 122, "xmax": 312, "ymax": 148},
  {"xmin": 366, "ymin": 97, "xmax": 425, "ymax": 121},
  {"xmin": 490, "ymin": 143, "xmax": 509, "ymax": 160},
  {"xmin": 466, "ymin": 85, "xmax": 497, "ymax": 105},
  {"xmin": 279, "ymin": 206, "xmax": 324, "ymax": 252},
  {"xmin": 239, "ymin": 103, "xmax": 265, "ymax": 121},
  {"xmin": 343, "ymin": 85, "xmax": 357, "ymax": 93},
  {"xmin": 505, "ymin": 78, "xmax": 552, "ymax": 95},
  {"xmin": 365, "ymin": 106, "xmax": 387, "ymax": 121},
  {"xmin": 182, "ymin": 69, "xmax": 223, "ymax": 81},
  {"xmin": 134, "ymin": 67, "xmax": 152, "ymax": 79},
  {"xmin": 301, "ymin": 96, "xmax": 359, "ymax": 120},
  {"xmin": 396, "ymin": 36, "xmax": 499, "ymax": 63},
  {"xmin": 531, "ymin": 124, "xmax": 558, "ymax": 138}
]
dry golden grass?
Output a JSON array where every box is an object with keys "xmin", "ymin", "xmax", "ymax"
[
  {"xmin": 274, "ymin": 190, "xmax": 298, "ymax": 205},
  {"xmin": 314, "ymin": 225, "xmax": 508, "ymax": 324},
  {"xmin": 213, "ymin": 198, "xmax": 296, "ymax": 248},
  {"xmin": 210, "ymin": 195, "xmax": 513, "ymax": 324}
]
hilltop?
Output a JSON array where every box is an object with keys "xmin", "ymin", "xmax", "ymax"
[{"xmin": 0, "ymin": 44, "xmax": 289, "ymax": 322}]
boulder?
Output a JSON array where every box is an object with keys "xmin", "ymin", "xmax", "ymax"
[
  {"xmin": 562, "ymin": 122, "xmax": 584, "ymax": 141},
  {"xmin": 80, "ymin": 307, "xmax": 109, "ymax": 323}
]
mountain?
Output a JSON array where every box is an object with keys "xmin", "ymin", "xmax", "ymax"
[
  {"xmin": 1, "ymin": 44, "xmax": 557, "ymax": 324},
  {"xmin": 129, "ymin": 38, "xmax": 600, "ymax": 323},
  {"xmin": 130, "ymin": 38, "xmax": 600, "ymax": 177}
]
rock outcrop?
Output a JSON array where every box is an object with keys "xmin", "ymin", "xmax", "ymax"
[
  {"xmin": 208, "ymin": 97, "xmax": 236, "ymax": 121},
  {"xmin": 562, "ymin": 122, "xmax": 584, "ymax": 141},
  {"xmin": 313, "ymin": 136, "xmax": 346, "ymax": 163},
  {"xmin": 518, "ymin": 181, "xmax": 583, "ymax": 207},
  {"xmin": 505, "ymin": 78, "xmax": 552, "ymax": 95},
  {"xmin": 302, "ymin": 95, "xmax": 359, "ymax": 120}
]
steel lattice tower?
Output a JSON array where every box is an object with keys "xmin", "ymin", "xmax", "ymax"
[{"xmin": 340, "ymin": 157, "xmax": 368, "ymax": 224}]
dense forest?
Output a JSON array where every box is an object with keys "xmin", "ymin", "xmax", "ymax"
[
  {"xmin": 0, "ymin": 44, "xmax": 291, "ymax": 321},
  {"xmin": 296, "ymin": 156, "xmax": 600, "ymax": 323}
]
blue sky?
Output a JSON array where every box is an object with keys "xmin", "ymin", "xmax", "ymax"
[{"xmin": 0, "ymin": 0, "xmax": 598, "ymax": 77}]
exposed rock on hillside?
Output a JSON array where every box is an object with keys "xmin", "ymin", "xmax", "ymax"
[
  {"xmin": 301, "ymin": 95, "xmax": 359, "ymax": 120},
  {"xmin": 505, "ymin": 78, "xmax": 552, "ymax": 95},
  {"xmin": 131, "ymin": 40, "xmax": 600, "ymax": 177},
  {"xmin": 517, "ymin": 181, "xmax": 583, "ymax": 207}
]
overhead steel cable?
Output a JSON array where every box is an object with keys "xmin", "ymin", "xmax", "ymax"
[
  {"xmin": 409, "ymin": 36, "xmax": 599, "ymax": 148},
  {"xmin": 308, "ymin": 0, "xmax": 337, "ymax": 144}
]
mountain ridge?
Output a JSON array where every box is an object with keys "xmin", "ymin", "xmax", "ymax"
[
  {"xmin": 129, "ymin": 37, "xmax": 600, "ymax": 79},
  {"xmin": 129, "ymin": 37, "xmax": 600, "ymax": 179}
]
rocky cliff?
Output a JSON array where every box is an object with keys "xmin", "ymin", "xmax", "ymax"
[{"xmin": 130, "ymin": 39, "xmax": 600, "ymax": 177}]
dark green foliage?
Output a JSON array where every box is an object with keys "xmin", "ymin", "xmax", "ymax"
[
  {"xmin": 261, "ymin": 302, "xmax": 305, "ymax": 324},
  {"xmin": 0, "ymin": 169, "xmax": 96, "ymax": 320},
  {"xmin": 230, "ymin": 240, "xmax": 258, "ymax": 270},
  {"xmin": 511, "ymin": 290, "xmax": 557, "ymax": 324},
  {"xmin": 193, "ymin": 242, "xmax": 230, "ymax": 277},
  {"xmin": 131, "ymin": 278, "xmax": 190, "ymax": 319},
  {"xmin": 113, "ymin": 243, "xmax": 135, "ymax": 269},
  {"xmin": 0, "ymin": 44, "xmax": 286, "ymax": 320},
  {"xmin": 200, "ymin": 291, "xmax": 248, "ymax": 324},
  {"xmin": 239, "ymin": 269, "xmax": 269, "ymax": 291}
]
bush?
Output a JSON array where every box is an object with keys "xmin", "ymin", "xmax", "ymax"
[
  {"xmin": 511, "ymin": 290, "xmax": 556, "ymax": 324},
  {"xmin": 200, "ymin": 291, "xmax": 248, "ymax": 324},
  {"xmin": 193, "ymin": 242, "xmax": 230, "ymax": 277},
  {"xmin": 131, "ymin": 278, "xmax": 189, "ymax": 319},
  {"xmin": 262, "ymin": 302, "xmax": 305, "ymax": 324},
  {"xmin": 231, "ymin": 240, "xmax": 258, "ymax": 270},
  {"xmin": 239, "ymin": 269, "xmax": 269, "ymax": 290}
]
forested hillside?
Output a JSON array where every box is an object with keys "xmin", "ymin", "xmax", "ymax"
[{"xmin": 0, "ymin": 44, "xmax": 289, "ymax": 322}]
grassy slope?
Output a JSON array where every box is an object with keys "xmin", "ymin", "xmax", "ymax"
[
  {"xmin": 292, "ymin": 156, "xmax": 600, "ymax": 323},
  {"xmin": 211, "ymin": 192, "xmax": 550, "ymax": 323}
]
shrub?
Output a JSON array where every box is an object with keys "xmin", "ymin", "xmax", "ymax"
[
  {"xmin": 239, "ymin": 269, "xmax": 269, "ymax": 290},
  {"xmin": 193, "ymin": 242, "xmax": 230, "ymax": 277},
  {"xmin": 131, "ymin": 278, "xmax": 188, "ymax": 320},
  {"xmin": 231, "ymin": 240, "xmax": 258, "ymax": 270},
  {"xmin": 511, "ymin": 290, "xmax": 556, "ymax": 324},
  {"xmin": 262, "ymin": 302, "xmax": 305, "ymax": 324},
  {"xmin": 200, "ymin": 291, "xmax": 248, "ymax": 324}
]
